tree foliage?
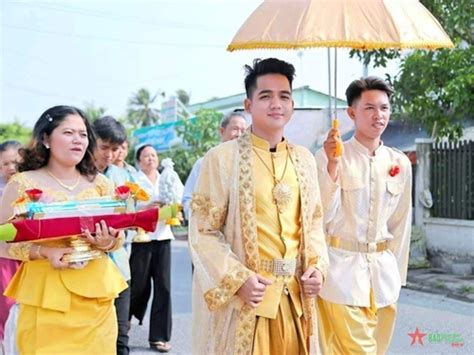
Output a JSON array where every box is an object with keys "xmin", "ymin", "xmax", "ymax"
[
  {"xmin": 392, "ymin": 47, "xmax": 472, "ymax": 140},
  {"xmin": 83, "ymin": 102, "xmax": 107, "ymax": 122},
  {"xmin": 126, "ymin": 88, "xmax": 163, "ymax": 128},
  {"xmin": 350, "ymin": 0, "xmax": 473, "ymax": 140},
  {"xmin": 175, "ymin": 89, "xmax": 191, "ymax": 106},
  {"xmin": 160, "ymin": 109, "xmax": 222, "ymax": 181},
  {"xmin": 0, "ymin": 120, "xmax": 32, "ymax": 145}
]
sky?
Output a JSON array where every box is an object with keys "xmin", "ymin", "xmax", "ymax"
[{"xmin": 1, "ymin": 0, "xmax": 400, "ymax": 127}]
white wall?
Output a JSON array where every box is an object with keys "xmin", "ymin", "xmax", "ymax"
[
  {"xmin": 424, "ymin": 218, "xmax": 474, "ymax": 257},
  {"xmin": 239, "ymin": 107, "xmax": 352, "ymax": 152}
]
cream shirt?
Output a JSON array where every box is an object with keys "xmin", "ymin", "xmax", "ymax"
[
  {"xmin": 315, "ymin": 137, "xmax": 412, "ymax": 308},
  {"xmin": 134, "ymin": 170, "xmax": 174, "ymax": 241}
]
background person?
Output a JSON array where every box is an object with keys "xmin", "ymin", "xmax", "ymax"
[
  {"xmin": 93, "ymin": 115, "xmax": 135, "ymax": 355},
  {"xmin": 129, "ymin": 144, "xmax": 183, "ymax": 353},
  {"xmin": 181, "ymin": 112, "xmax": 247, "ymax": 220},
  {"xmin": 114, "ymin": 139, "xmax": 137, "ymax": 175},
  {"xmin": 0, "ymin": 140, "xmax": 21, "ymax": 351}
]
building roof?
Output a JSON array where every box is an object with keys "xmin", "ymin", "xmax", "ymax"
[
  {"xmin": 341, "ymin": 120, "xmax": 474, "ymax": 152},
  {"xmin": 340, "ymin": 120, "xmax": 429, "ymax": 152},
  {"xmin": 188, "ymin": 86, "xmax": 347, "ymax": 113}
]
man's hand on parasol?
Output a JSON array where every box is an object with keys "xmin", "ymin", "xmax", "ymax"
[{"xmin": 323, "ymin": 128, "xmax": 342, "ymax": 182}]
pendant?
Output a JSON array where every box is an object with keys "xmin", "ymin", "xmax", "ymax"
[{"xmin": 272, "ymin": 181, "xmax": 292, "ymax": 212}]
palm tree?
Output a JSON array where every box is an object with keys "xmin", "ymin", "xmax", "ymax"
[
  {"xmin": 126, "ymin": 88, "xmax": 163, "ymax": 128},
  {"xmin": 83, "ymin": 102, "xmax": 107, "ymax": 122},
  {"xmin": 175, "ymin": 89, "xmax": 191, "ymax": 106}
]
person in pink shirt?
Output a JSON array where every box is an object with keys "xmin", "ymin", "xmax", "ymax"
[{"xmin": 0, "ymin": 140, "xmax": 21, "ymax": 348}]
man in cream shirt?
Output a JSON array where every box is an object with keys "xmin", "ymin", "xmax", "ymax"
[{"xmin": 315, "ymin": 77, "xmax": 412, "ymax": 355}]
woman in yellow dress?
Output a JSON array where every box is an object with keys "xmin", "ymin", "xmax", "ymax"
[{"xmin": 0, "ymin": 105, "xmax": 128, "ymax": 355}]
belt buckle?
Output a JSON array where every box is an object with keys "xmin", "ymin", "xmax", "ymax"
[
  {"xmin": 367, "ymin": 242, "xmax": 377, "ymax": 253},
  {"xmin": 273, "ymin": 259, "xmax": 295, "ymax": 276}
]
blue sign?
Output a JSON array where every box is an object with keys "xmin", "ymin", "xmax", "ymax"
[{"xmin": 132, "ymin": 118, "xmax": 195, "ymax": 152}]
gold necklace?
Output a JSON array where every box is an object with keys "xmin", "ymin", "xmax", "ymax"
[
  {"xmin": 253, "ymin": 148, "xmax": 293, "ymax": 212},
  {"xmin": 47, "ymin": 169, "xmax": 81, "ymax": 191}
]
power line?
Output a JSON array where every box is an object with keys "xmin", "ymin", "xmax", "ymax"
[
  {"xmin": 4, "ymin": 24, "xmax": 224, "ymax": 48},
  {"xmin": 2, "ymin": 82, "xmax": 84, "ymax": 102},
  {"xmin": 3, "ymin": 50, "xmax": 180, "ymax": 88},
  {"xmin": 8, "ymin": 2, "xmax": 230, "ymax": 33}
]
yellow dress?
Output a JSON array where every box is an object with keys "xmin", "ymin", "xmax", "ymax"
[{"xmin": 3, "ymin": 172, "xmax": 128, "ymax": 355}]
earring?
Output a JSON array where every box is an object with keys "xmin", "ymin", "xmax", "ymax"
[{"xmin": 44, "ymin": 144, "xmax": 50, "ymax": 149}]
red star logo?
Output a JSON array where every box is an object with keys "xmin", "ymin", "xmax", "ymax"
[{"xmin": 408, "ymin": 327, "xmax": 428, "ymax": 346}]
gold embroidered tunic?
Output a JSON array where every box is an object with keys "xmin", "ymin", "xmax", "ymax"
[
  {"xmin": 189, "ymin": 129, "xmax": 328, "ymax": 354},
  {"xmin": 251, "ymin": 134, "xmax": 302, "ymax": 319}
]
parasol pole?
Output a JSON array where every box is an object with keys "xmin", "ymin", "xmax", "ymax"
[
  {"xmin": 327, "ymin": 48, "xmax": 332, "ymax": 123},
  {"xmin": 334, "ymin": 47, "xmax": 337, "ymax": 119},
  {"xmin": 332, "ymin": 47, "xmax": 343, "ymax": 156}
]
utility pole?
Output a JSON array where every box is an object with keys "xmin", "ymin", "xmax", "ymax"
[{"xmin": 297, "ymin": 51, "xmax": 305, "ymax": 106}]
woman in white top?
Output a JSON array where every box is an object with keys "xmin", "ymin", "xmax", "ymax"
[{"xmin": 129, "ymin": 144, "xmax": 180, "ymax": 353}]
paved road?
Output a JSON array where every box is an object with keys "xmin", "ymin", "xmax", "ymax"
[
  {"xmin": 130, "ymin": 241, "xmax": 473, "ymax": 354},
  {"xmin": 129, "ymin": 240, "xmax": 192, "ymax": 354}
]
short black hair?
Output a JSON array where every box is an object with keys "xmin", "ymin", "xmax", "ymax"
[
  {"xmin": 93, "ymin": 116, "xmax": 127, "ymax": 144},
  {"xmin": 0, "ymin": 140, "xmax": 21, "ymax": 153},
  {"xmin": 135, "ymin": 144, "xmax": 154, "ymax": 162},
  {"xmin": 345, "ymin": 76, "xmax": 394, "ymax": 106},
  {"xmin": 244, "ymin": 58, "xmax": 296, "ymax": 98}
]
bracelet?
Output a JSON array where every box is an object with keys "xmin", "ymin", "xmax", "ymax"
[
  {"xmin": 8, "ymin": 243, "xmax": 32, "ymax": 261},
  {"xmin": 33, "ymin": 245, "xmax": 43, "ymax": 260},
  {"xmin": 96, "ymin": 239, "xmax": 115, "ymax": 251}
]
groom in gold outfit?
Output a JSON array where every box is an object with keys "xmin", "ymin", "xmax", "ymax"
[{"xmin": 188, "ymin": 58, "xmax": 328, "ymax": 354}]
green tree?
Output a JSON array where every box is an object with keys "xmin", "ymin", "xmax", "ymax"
[
  {"xmin": 83, "ymin": 102, "xmax": 106, "ymax": 122},
  {"xmin": 0, "ymin": 120, "xmax": 32, "ymax": 145},
  {"xmin": 175, "ymin": 89, "xmax": 191, "ymax": 106},
  {"xmin": 126, "ymin": 88, "xmax": 162, "ymax": 128},
  {"xmin": 160, "ymin": 109, "xmax": 222, "ymax": 181},
  {"xmin": 350, "ymin": 0, "xmax": 473, "ymax": 140}
]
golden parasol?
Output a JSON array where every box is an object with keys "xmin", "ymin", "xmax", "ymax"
[{"xmin": 227, "ymin": 0, "xmax": 454, "ymax": 155}]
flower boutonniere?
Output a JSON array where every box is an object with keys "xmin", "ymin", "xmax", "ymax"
[{"xmin": 389, "ymin": 165, "xmax": 400, "ymax": 177}]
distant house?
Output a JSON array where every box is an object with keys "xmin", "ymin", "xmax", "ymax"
[
  {"xmin": 340, "ymin": 120, "xmax": 429, "ymax": 164},
  {"xmin": 188, "ymin": 86, "xmax": 347, "ymax": 113},
  {"xmin": 189, "ymin": 86, "xmax": 351, "ymax": 152},
  {"xmin": 132, "ymin": 87, "xmax": 348, "ymax": 153},
  {"xmin": 340, "ymin": 120, "xmax": 474, "ymax": 163}
]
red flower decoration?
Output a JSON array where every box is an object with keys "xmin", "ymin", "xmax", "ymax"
[
  {"xmin": 389, "ymin": 165, "xmax": 400, "ymax": 177},
  {"xmin": 25, "ymin": 188, "xmax": 43, "ymax": 202},
  {"xmin": 115, "ymin": 185, "xmax": 131, "ymax": 200}
]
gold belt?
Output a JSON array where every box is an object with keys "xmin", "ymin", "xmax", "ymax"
[
  {"xmin": 260, "ymin": 258, "xmax": 297, "ymax": 276},
  {"xmin": 327, "ymin": 236, "xmax": 389, "ymax": 253}
]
